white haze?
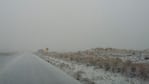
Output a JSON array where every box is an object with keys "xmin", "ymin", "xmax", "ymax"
[{"xmin": 0, "ymin": 0, "xmax": 149, "ymax": 52}]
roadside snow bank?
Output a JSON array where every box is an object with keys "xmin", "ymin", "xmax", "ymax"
[{"xmin": 40, "ymin": 55, "xmax": 148, "ymax": 84}]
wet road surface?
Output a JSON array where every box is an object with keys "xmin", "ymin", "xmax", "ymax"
[{"xmin": 0, "ymin": 53, "xmax": 81, "ymax": 84}]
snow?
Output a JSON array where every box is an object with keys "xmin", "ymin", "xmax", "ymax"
[
  {"xmin": 39, "ymin": 55, "xmax": 149, "ymax": 84},
  {"xmin": 36, "ymin": 48, "xmax": 149, "ymax": 84}
]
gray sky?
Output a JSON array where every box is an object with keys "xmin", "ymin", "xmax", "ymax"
[{"xmin": 0, "ymin": 0, "xmax": 149, "ymax": 52}]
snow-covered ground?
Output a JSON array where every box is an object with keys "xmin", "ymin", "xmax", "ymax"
[{"xmin": 39, "ymin": 55, "xmax": 149, "ymax": 84}]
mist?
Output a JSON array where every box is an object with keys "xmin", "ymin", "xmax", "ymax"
[{"xmin": 0, "ymin": 0, "xmax": 149, "ymax": 52}]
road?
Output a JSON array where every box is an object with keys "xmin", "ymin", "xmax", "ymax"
[{"xmin": 0, "ymin": 53, "xmax": 81, "ymax": 84}]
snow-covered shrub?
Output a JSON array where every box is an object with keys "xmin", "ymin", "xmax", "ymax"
[{"xmin": 40, "ymin": 48, "xmax": 149, "ymax": 80}]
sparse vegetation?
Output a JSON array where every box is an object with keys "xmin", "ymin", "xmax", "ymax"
[{"xmin": 37, "ymin": 48, "xmax": 149, "ymax": 81}]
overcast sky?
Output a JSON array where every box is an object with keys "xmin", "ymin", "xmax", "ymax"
[{"xmin": 0, "ymin": 0, "xmax": 149, "ymax": 52}]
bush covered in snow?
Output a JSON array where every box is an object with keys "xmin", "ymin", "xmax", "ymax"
[{"xmin": 40, "ymin": 48, "xmax": 149, "ymax": 80}]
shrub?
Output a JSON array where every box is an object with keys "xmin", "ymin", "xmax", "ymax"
[{"xmin": 46, "ymin": 50, "xmax": 149, "ymax": 80}]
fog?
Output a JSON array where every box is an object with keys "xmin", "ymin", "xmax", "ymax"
[{"xmin": 0, "ymin": 0, "xmax": 149, "ymax": 52}]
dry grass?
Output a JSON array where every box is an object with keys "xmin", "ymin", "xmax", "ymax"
[{"xmin": 40, "ymin": 50, "xmax": 149, "ymax": 80}]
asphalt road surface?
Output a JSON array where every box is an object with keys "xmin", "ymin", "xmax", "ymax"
[{"xmin": 0, "ymin": 53, "xmax": 81, "ymax": 84}]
